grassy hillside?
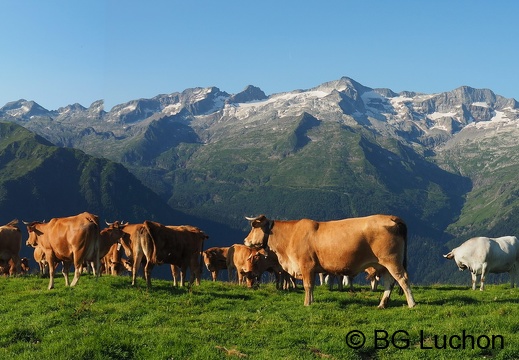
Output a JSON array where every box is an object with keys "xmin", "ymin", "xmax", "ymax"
[
  {"xmin": 1, "ymin": 275, "xmax": 518, "ymax": 359},
  {"xmin": 0, "ymin": 122, "xmax": 244, "ymax": 266},
  {"xmin": 436, "ymin": 125, "xmax": 519, "ymax": 241}
]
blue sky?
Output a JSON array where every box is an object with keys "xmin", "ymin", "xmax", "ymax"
[{"xmin": 2, "ymin": 1, "xmax": 518, "ymax": 111}]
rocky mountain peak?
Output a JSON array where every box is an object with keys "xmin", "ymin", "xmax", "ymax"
[{"xmin": 228, "ymin": 85, "xmax": 267, "ymax": 104}]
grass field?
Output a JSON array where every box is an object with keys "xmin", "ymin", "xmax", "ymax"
[{"xmin": 1, "ymin": 274, "xmax": 518, "ymax": 360}]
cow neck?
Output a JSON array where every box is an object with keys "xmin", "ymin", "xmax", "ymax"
[{"xmin": 261, "ymin": 220, "xmax": 274, "ymax": 249}]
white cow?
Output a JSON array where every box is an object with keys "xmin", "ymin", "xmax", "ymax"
[{"xmin": 443, "ymin": 236, "xmax": 519, "ymax": 290}]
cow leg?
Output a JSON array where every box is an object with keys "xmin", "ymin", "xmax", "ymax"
[
  {"xmin": 61, "ymin": 261, "xmax": 71, "ymax": 287},
  {"xmin": 302, "ymin": 269, "xmax": 315, "ymax": 306},
  {"xmin": 480, "ymin": 263, "xmax": 488, "ymax": 291},
  {"xmin": 143, "ymin": 260, "xmax": 153, "ymax": 288},
  {"xmin": 132, "ymin": 252, "xmax": 144, "ymax": 286},
  {"xmin": 90, "ymin": 262, "xmax": 97, "ymax": 277},
  {"xmin": 371, "ymin": 277, "xmax": 379, "ymax": 292},
  {"xmin": 47, "ymin": 258, "xmax": 57, "ymax": 290},
  {"xmin": 338, "ymin": 275, "xmax": 344, "ymax": 291},
  {"xmin": 471, "ymin": 272, "xmax": 477, "ymax": 290},
  {"xmin": 70, "ymin": 259, "xmax": 82, "ymax": 287},
  {"xmin": 212, "ymin": 270, "xmax": 218, "ymax": 281},
  {"xmin": 11, "ymin": 254, "xmax": 21, "ymax": 276},
  {"xmin": 190, "ymin": 255, "xmax": 201, "ymax": 286},
  {"xmin": 510, "ymin": 265, "xmax": 519, "ymax": 288},
  {"xmin": 318, "ymin": 273, "xmax": 325, "ymax": 286},
  {"xmin": 378, "ymin": 263, "xmax": 416, "ymax": 308},
  {"xmin": 171, "ymin": 265, "xmax": 178, "ymax": 286},
  {"xmin": 377, "ymin": 271, "xmax": 396, "ymax": 309},
  {"xmin": 180, "ymin": 266, "xmax": 188, "ymax": 287}
]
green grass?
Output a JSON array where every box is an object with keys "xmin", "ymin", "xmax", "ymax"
[{"xmin": 1, "ymin": 275, "xmax": 519, "ymax": 360}]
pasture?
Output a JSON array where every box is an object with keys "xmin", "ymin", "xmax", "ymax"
[{"xmin": 1, "ymin": 275, "xmax": 518, "ymax": 360}]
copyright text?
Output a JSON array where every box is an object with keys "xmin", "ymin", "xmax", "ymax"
[{"xmin": 345, "ymin": 329, "xmax": 504, "ymax": 350}]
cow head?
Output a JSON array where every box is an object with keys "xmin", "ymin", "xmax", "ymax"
[
  {"xmin": 242, "ymin": 247, "xmax": 268, "ymax": 288},
  {"xmin": 443, "ymin": 251, "xmax": 467, "ymax": 271},
  {"xmin": 23, "ymin": 221, "xmax": 44, "ymax": 248},
  {"xmin": 244, "ymin": 215, "xmax": 272, "ymax": 249},
  {"xmin": 102, "ymin": 221, "xmax": 128, "ymax": 243}
]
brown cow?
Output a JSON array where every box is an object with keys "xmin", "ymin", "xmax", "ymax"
[
  {"xmin": 165, "ymin": 224, "xmax": 208, "ymax": 287},
  {"xmin": 97, "ymin": 221, "xmax": 128, "ymax": 276},
  {"xmin": 247, "ymin": 247, "xmax": 294, "ymax": 290},
  {"xmin": 0, "ymin": 258, "xmax": 29, "ymax": 276},
  {"xmin": 202, "ymin": 246, "xmax": 230, "ymax": 281},
  {"xmin": 24, "ymin": 212, "xmax": 101, "ymax": 289},
  {"xmin": 244, "ymin": 214, "xmax": 416, "ymax": 308},
  {"xmin": 20, "ymin": 257, "xmax": 29, "ymax": 274},
  {"xmin": 102, "ymin": 243, "xmax": 127, "ymax": 276},
  {"xmin": 107, "ymin": 223, "xmax": 148, "ymax": 282},
  {"xmin": 119, "ymin": 221, "xmax": 208, "ymax": 288},
  {"xmin": 0, "ymin": 219, "xmax": 22, "ymax": 276},
  {"xmin": 226, "ymin": 244, "xmax": 257, "ymax": 287},
  {"xmin": 34, "ymin": 246, "xmax": 51, "ymax": 276}
]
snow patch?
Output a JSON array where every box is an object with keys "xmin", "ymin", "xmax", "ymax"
[
  {"xmin": 5, "ymin": 105, "xmax": 30, "ymax": 117},
  {"xmin": 163, "ymin": 103, "xmax": 182, "ymax": 115},
  {"xmin": 428, "ymin": 111, "xmax": 458, "ymax": 120}
]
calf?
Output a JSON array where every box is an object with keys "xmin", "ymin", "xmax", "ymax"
[
  {"xmin": 249, "ymin": 248, "xmax": 294, "ymax": 289},
  {"xmin": 202, "ymin": 246, "xmax": 229, "ymax": 281},
  {"xmin": 226, "ymin": 244, "xmax": 255, "ymax": 287}
]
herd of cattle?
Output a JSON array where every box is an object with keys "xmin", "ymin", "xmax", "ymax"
[{"xmin": 2, "ymin": 212, "xmax": 519, "ymax": 308}]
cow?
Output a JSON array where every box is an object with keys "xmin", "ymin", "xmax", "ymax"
[
  {"xmin": 0, "ymin": 219, "xmax": 22, "ymax": 276},
  {"xmin": 0, "ymin": 258, "xmax": 25, "ymax": 276},
  {"xmin": 443, "ymin": 236, "xmax": 519, "ymax": 291},
  {"xmin": 99, "ymin": 222, "xmax": 151, "ymax": 281},
  {"xmin": 226, "ymin": 244, "xmax": 256, "ymax": 287},
  {"xmin": 202, "ymin": 246, "xmax": 230, "ymax": 281},
  {"xmin": 34, "ymin": 246, "xmax": 51, "ymax": 277},
  {"xmin": 120, "ymin": 221, "xmax": 208, "ymax": 288},
  {"xmin": 20, "ymin": 257, "xmax": 29, "ymax": 274},
  {"xmin": 102, "ymin": 243, "xmax": 127, "ymax": 276},
  {"xmin": 24, "ymin": 212, "xmax": 101, "ymax": 289},
  {"xmin": 165, "ymin": 224, "xmax": 208, "ymax": 286},
  {"xmin": 247, "ymin": 247, "xmax": 295, "ymax": 290},
  {"xmin": 98, "ymin": 221, "xmax": 128, "ymax": 276},
  {"xmin": 244, "ymin": 214, "xmax": 416, "ymax": 308}
]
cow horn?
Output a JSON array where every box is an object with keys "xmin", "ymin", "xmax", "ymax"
[
  {"xmin": 22, "ymin": 220, "xmax": 30, "ymax": 225},
  {"xmin": 105, "ymin": 220, "xmax": 114, "ymax": 226},
  {"xmin": 245, "ymin": 215, "xmax": 265, "ymax": 221}
]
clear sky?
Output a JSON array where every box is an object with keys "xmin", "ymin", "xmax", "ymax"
[{"xmin": 2, "ymin": 1, "xmax": 518, "ymax": 111}]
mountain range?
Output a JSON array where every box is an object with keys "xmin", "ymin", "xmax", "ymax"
[{"xmin": 2, "ymin": 76, "xmax": 519, "ymax": 284}]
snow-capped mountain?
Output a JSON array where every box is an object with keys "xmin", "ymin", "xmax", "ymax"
[{"xmin": 3, "ymin": 76, "xmax": 517, "ymax": 151}]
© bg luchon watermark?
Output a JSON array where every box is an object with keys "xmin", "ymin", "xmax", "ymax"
[{"xmin": 345, "ymin": 329, "xmax": 505, "ymax": 350}]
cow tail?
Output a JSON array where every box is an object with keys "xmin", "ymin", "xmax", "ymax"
[
  {"xmin": 390, "ymin": 216, "xmax": 408, "ymax": 271},
  {"xmin": 199, "ymin": 246, "xmax": 204, "ymax": 279},
  {"xmin": 390, "ymin": 217, "xmax": 408, "ymax": 296},
  {"xmin": 198, "ymin": 233, "xmax": 208, "ymax": 280},
  {"xmin": 142, "ymin": 222, "xmax": 158, "ymax": 264}
]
